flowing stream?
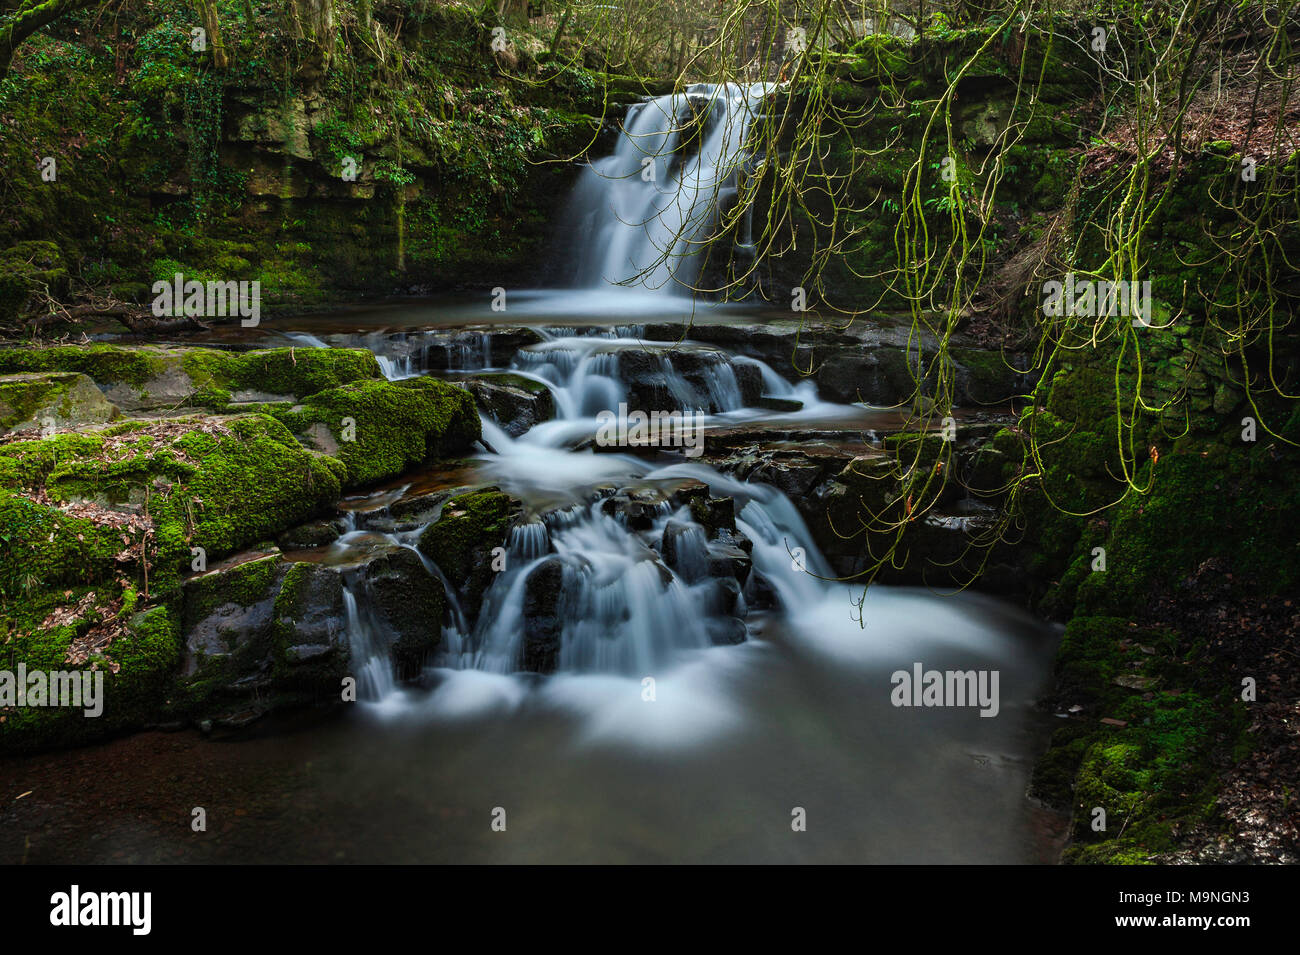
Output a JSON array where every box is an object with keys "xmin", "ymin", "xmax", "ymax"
[{"xmin": 0, "ymin": 89, "xmax": 1064, "ymax": 865}]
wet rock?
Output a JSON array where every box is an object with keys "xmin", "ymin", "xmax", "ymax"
[
  {"xmin": 748, "ymin": 457, "xmax": 824, "ymax": 498},
  {"xmin": 669, "ymin": 479, "xmax": 710, "ymax": 507},
  {"xmin": 181, "ymin": 551, "xmax": 288, "ymax": 682},
  {"xmin": 815, "ymin": 348, "xmax": 918, "ymax": 405},
  {"xmin": 706, "ymin": 540, "xmax": 753, "ymax": 586},
  {"xmin": 177, "ymin": 552, "xmax": 351, "ymax": 721},
  {"xmin": 418, "ymin": 486, "xmax": 521, "ymax": 620},
  {"xmin": 707, "ymin": 576, "xmax": 745, "ymax": 616},
  {"xmin": 616, "ymin": 345, "xmax": 762, "ymax": 412},
  {"xmin": 755, "ymin": 394, "xmax": 804, "ymax": 412},
  {"xmin": 690, "ymin": 495, "xmax": 735, "ymax": 537},
  {"xmin": 388, "ymin": 488, "xmax": 456, "ymax": 527},
  {"xmin": 520, "ymin": 556, "xmax": 566, "ymax": 673},
  {"xmin": 272, "ymin": 562, "xmax": 348, "ymax": 673},
  {"xmin": 277, "ymin": 518, "xmax": 345, "ymax": 551},
  {"xmin": 707, "ymin": 617, "xmax": 747, "ymax": 646},
  {"xmin": 601, "ymin": 488, "xmax": 669, "ymax": 530},
  {"xmin": 362, "ymin": 547, "xmax": 447, "ymax": 679},
  {"xmin": 463, "ymin": 373, "xmax": 555, "ymax": 437},
  {"xmin": 662, "ymin": 520, "xmax": 709, "ymax": 582}
]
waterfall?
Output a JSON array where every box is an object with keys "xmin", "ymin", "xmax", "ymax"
[
  {"xmin": 279, "ymin": 326, "xmax": 857, "ymax": 692},
  {"xmin": 564, "ymin": 82, "xmax": 769, "ymax": 294}
]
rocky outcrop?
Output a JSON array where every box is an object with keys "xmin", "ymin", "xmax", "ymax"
[
  {"xmin": 178, "ymin": 551, "xmax": 349, "ymax": 725},
  {"xmin": 463, "ymin": 373, "xmax": 555, "ymax": 437},
  {"xmin": 520, "ymin": 556, "xmax": 566, "ymax": 673}
]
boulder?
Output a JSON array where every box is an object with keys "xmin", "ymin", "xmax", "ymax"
[
  {"xmin": 362, "ymin": 547, "xmax": 447, "ymax": 678},
  {"xmin": 418, "ymin": 487, "xmax": 521, "ymax": 619},
  {"xmin": 462, "ymin": 373, "xmax": 555, "ymax": 437},
  {"xmin": 0, "ymin": 372, "xmax": 118, "ymax": 434},
  {"xmin": 520, "ymin": 556, "xmax": 566, "ymax": 673}
]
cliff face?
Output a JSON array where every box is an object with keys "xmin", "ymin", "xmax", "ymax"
[{"xmin": 0, "ymin": 0, "xmax": 672, "ymax": 323}]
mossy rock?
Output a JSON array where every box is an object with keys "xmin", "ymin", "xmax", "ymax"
[
  {"xmin": 271, "ymin": 376, "xmax": 480, "ymax": 487},
  {"xmin": 0, "ymin": 345, "xmax": 383, "ymax": 414},
  {"xmin": 0, "ymin": 590, "xmax": 183, "ymax": 755},
  {"xmin": 0, "ymin": 413, "xmax": 345, "ymax": 580},
  {"xmin": 418, "ymin": 487, "xmax": 520, "ymax": 619},
  {"xmin": 362, "ymin": 547, "xmax": 447, "ymax": 679},
  {"xmin": 463, "ymin": 373, "xmax": 555, "ymax": 438},
  {"xmin": 0, "ymin": 371, "xmax": 119, "ymax": 434},
  {"xmin": 179, "ymin": 347, "xmax": 383, "ymax": 405},
  {"xmin": 0, "ymin": 345, "xmax": 168, "ymax": 389},
  {"xmin": 268, "ymin": 561, "xmax": 349, "ymax": 698},
  {"xmin": 177, "ymin": 551, "xmax": 288, "ymax": 711}
]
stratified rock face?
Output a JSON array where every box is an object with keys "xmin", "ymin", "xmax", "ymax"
[
  {"xmin": 615, "ymin": 345, "xmax": 762, "ymax": 412},
  {"xmin": 361, "ymin": 547, "xmax": 446, "ymax": 680},
  {"xmin": 0, "ymin": 371, "xmax": 118, "ymax": 434}
]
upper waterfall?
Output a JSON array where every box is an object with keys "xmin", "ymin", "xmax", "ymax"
[{"xmin": 563, "ymin": 82, "xmax": 769, "ymax": 294}]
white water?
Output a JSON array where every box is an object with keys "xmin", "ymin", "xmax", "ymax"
[
  {"xmin": 259, "ymin": 90, "xmax": 1058, "ymax": 864},
  {"xmin": 566, "ymin": 82, "xmax": 768, "ymax": 294}
]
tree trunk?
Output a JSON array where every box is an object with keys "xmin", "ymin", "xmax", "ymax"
[
  {"xmin": 198, "ymin": 0, "xmax": 229, "ymax": 70},
  {"xmin": 0, "ymin": 0, "xmax": 95, "ymax": 80}
]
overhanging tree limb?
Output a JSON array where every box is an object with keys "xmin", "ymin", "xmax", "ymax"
[{"xmin": 0, "ymin": 0, "xmax": 96, "ymax": 79}]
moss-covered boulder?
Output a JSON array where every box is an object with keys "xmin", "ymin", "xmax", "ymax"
[
  {"xmin": 0, "ymin": 411, "xmax": 348, "ymax": 750},
  {"xmin": 360, "ymin": 547, "xmax": 447, "ymax": 679},
  {"xmin": 0, "ymin": 371, "xmax": 119, "ymax": 434},
  {"xmin": 179, "ymin": 550, "xmax": 289, "ymax": 706},
  {"xmin": 268, "ymin": 561, "xmax": 351, "ymax": 698},
  {"xmin": 179, "ymin": 347, "xmax": 383, "ymax": 406},
  {"xmin": 418, "ymin": 487, "xmax": 520, "ymax": 619},
  {"xmin": 0, "ymin": 581, "xmax": 183, "ymax": 754},
  {"xmin": 463, "ymin": 373, "xmax": 555, "ymax": 437},
  {"xmin": 0, "ymin": 414, "xmax": 345, "ymax": 566},
  {"xmin": 173, "ymin": 551, "xmax": 352, "ymax": 723},
  {"xmin": 0, "ymin": 344, "xmax": 384, "ymax": 412},
  {"xmin": 271, "ymin": 376, "xmax": 480, "ymax": 487}
]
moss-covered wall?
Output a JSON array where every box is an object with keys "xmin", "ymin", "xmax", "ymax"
[{"xmin": 0, "ymin": 0, "xmax": 670, "ymax": 323}]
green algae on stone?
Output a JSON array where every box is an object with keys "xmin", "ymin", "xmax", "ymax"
[
  {"xmin": 418, "ymin": 487, "xmax": 520, "ymax": 618},
  {"xmin": 0, "ymin": 371, "xmax": 119, "ymax": 433},
  {"xmin": 270, "ymin": 376, "xmax": 480, "ymax": 487}
]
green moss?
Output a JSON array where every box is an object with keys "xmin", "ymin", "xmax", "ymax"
[
  {"xmin": 269, "ymin": 376, "xmax": 480, "ymax": 486},
  {"xmin": 0, "ymin": 344, "xmax": 166, "ymax": 386},
  {"xmin": 179, "ymin": 347, "xmax": 382, "ymax": 402},
  {"xmin": 167, "ymin": 414, "xmax": 343, "ymax": 556},
  {"xmin": 418, "ymin": 486, "xmax": 518, "ymax": 614},
  {"xmin": 182, "ymin": 552, "xmax": 284, "ymax": 628},
  {"xmin": 0, "ymin": 587, "xmax": 182, "ymax": 754},
  {"xmin": 0, "ymin": 241, "xmax": 68, "ymax": 318}
]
